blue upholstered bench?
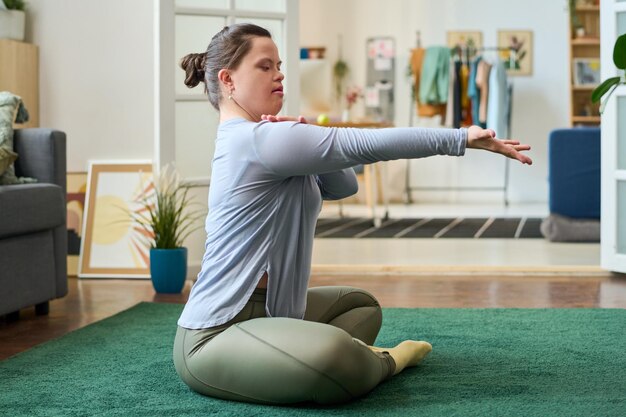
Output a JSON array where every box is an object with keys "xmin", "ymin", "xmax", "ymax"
[{"xmin": 541, "ymin": 128, "xmax": 600, "ymax": 241}]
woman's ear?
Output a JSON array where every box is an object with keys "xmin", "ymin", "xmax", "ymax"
[{"xmin": 218, "ymin": 69, "xmax": 233, "ymax": 91}]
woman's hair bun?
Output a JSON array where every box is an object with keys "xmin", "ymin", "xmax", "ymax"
[{"xmin": 180, "ymin": 53, "xmax": 206, "ymax": 88}]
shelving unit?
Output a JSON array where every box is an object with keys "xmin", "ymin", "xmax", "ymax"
[
  {"xmin": 569, "ymin": 2, "xmax": 600, "ymax": 126},
  {"xmin": 0, "ymin": 39, "xmax": 39, "ymax": 128}
]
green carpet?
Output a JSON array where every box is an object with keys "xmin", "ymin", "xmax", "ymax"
[{"xmin": 1, "ymin": 304, "xmax": 625, "ymax": 416}]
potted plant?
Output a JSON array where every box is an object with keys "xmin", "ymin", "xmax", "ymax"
[
  {"xmin": 131, "ymin": 164, "xmax": 205, "ymax": 293},
  {"xmin": 592, "ymin": 33, "xmax": 626, "ymax": 114},
  {"xmin": 568, "ymin": 0, "xmax": 586, "ymax": 38},
  {"xmin": 0, "ymin": 0, "xmax": 26, "ymax": 41},
  {"xmin": 333, "ymin": 34, "xmax": 350, "ymax": 105}
]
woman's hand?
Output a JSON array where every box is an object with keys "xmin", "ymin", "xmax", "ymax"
[
  {"xmin": 466, "ymin": 126, "xmax": 532, "ymax": 165},
  {"xmin": 261, "ymin": 114, "xmax": 308, "ymax": 124}
]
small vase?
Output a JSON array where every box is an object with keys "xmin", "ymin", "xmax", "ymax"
[
  {"xmin": 341, "ymin": 108, "xmax": 350, "ymax": 122},
  {"xmin": 149, "ymin": 247, "xmax": 188, "ymax": 293},
  {"xmin": 575, "ymin": 27, "xmax": 586, "ymax": 39}
]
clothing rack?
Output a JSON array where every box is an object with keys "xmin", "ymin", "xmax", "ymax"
[{"xmin": 405, "ymin": 46, "xmax": 514, "ymax": 206}]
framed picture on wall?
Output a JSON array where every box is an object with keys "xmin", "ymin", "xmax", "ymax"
[
  {"xmin": 446, "ymin": 31, "xmax": 483, "ymax": 55},
  {"xmin": 78, "ymin": 161, "xmax": 154, "ymax": 278},
  {"xmin": 572, "ymin": 58, "xmax": 601, "ymax": 86},
  {"xmin": 497, "ymin": 30, "xmax": 533, "ymax": 76}
]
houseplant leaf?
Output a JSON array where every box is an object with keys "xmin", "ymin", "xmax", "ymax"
[
  {"xmin": 613, "ymin": 33, "xmax": 626, "ymax": 69},
  {"xmin": 592, "ymin": 76, "xmax": 620, "ymax": 103}
]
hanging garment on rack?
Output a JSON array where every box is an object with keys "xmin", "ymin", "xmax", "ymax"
[
  {"xmin": 410, "ymin": 48, "xmax": 447, "ymax": 118},
  {"xmin": 419, "ymin": 46, "xmax": 450, "ymax": 105},
  {"xmin": 476, "ymin": 59, "xmax": 492, "ymax": 126},
  {"xmin": 467, "ymin": 56, "xmax": 483, "ymax": 127},
  {"xmin": 452, "ymin": 60, "xmax": 462, "ymax": 128},
  {"xmin": 444, "ymin": 57, "xmax": 456, "ymax": 128},
  {"xmin": 459, "ymin": 63, "xmax": 473, "ymax": 126},
  {"xmin": 487, "ymin": 60, "xmax": 510, "ymax": 138}
]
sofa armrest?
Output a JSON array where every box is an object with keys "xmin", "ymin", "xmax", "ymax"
[{"xmin": 13, "ymin": 129, "xmax": 67, "ymax": 195}]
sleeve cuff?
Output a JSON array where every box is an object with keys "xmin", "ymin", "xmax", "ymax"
[{"xmin": 458, "ymin": 127, "xmax": 468, "ymax": 156}]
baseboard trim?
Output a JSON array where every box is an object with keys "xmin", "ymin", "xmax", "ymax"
[
  {"xmin": 190, "ymin": 261, "xmax": 608, "ymax": 277},
  {"xmin": 310, "ymin": 264, "xmax": 608, "ymax": 276}
]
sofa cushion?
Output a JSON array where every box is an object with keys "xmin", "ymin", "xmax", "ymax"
[{"xmin": 0, "ymin": 183, "xmax": 65, "ymax": 239}]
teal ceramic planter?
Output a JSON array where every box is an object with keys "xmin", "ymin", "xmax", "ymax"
[{"xmin": 149, "ymin": 247, "xmax": 187, "ymax": 293}]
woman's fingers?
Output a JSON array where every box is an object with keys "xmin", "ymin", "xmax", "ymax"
[
  {"xmin": 261, "ymin": 114, "xmax": 308, "ymax": 124},
  {"xmin": 498, "ymin": 143, "xmax": 533, "ymax": 165},
  {"xmin": 513, "ymin": 152, "xmax": 533, "ymax": 165},
  {"xmin": 467, "ymin": 126, "xmax": 532, "ymax": 165}
]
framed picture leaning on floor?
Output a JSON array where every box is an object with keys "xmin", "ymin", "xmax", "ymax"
[{"xmin": 78, "ymin": 161, "xmax": 154, "ymax": 278}]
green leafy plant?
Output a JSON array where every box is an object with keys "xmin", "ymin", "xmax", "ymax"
[
  {"xmin": 592, "ymin": 33, "xmax": 626, "ymax": 114},
  {"xmin": 3, "ymin": 0, "xmax": 26, "ymax": 11},
  {"xmin": 333, "ymin": 59, "xmax": 349, "ymax": 101},
  {"xmin": 333, "ymin": 34, "xmax": 349, "ymax": 102},
  {"xmin": 568, "ymin": 0, "xmax": 583, "ymax": 29},
  {"xmin": 131, "ymin": 164, "xmax": 205, "ymax": 249}
]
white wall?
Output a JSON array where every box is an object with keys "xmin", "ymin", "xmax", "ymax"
[
  {"xmin": 25, "ymin": 0, "xmax": 155, "ymax": 172},
  {"xmin": 301, "ymin": 0, "xmax": 570, "ymax": 204}
]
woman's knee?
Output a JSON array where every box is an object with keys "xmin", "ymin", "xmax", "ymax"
[{"xmin": 306, "ymin": 286, "xmax": 381, "ymax": 321}]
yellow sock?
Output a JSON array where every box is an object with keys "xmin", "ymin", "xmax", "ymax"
[{"xmin": 370, "ymin": 341, "xmax": 432, "ymax": 375}]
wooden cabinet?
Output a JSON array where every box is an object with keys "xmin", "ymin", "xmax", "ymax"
[
  {"xmin": 569, "ymin": 2, "xmax": 600, "ymax": 126},
  {"xmin": 0, "ymin": 39, "xmax": 39, "ymax": 128}
]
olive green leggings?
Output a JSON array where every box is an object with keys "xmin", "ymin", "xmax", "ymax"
[{"xmin": 173, "ymin": 286, "xmax": 395, "ymax": 405}]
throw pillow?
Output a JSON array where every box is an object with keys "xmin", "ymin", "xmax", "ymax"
[
  {"xmin": 0, "ymin": 91, "xmax": 36, "ymax": 185},
  {"xmin": 0, "ymin": 147, "xmax": 18, "ymax": 176}
]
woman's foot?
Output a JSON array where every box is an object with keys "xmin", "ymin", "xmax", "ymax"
[{"xmin": 370, "ymin": 341, "xmax": 432, "ymax": 375}]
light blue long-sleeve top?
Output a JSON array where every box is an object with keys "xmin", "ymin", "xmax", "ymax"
[{"xmin": 178, "ymin": 118, "xmax": 467, "ymax": 329}]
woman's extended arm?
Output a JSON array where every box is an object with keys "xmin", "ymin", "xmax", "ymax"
[
  {"xmin": 259, "ymin": 115, "xmax": 532, "ymax": 167},
  {"xmin": 252, "ymin": 121, "xmax": 467, "ymax": 177}
]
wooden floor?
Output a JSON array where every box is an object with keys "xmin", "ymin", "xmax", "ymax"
[{"xmin": 1, "ymin": 273, "xmax": 625, "ymax": 361}]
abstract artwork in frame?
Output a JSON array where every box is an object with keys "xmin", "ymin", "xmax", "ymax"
[
  {"xmin": 78, "ymin": 161, "xmax": 154, "ymax": 278},
  {"xmin": 497, "ymin": 30, "xmax": 533, "ymax": 76},
  {"xmin": 572, "ymin": 58, "xmax": 601, "ymax": 86},
  {"xmin": 447, "ymin": 31, "xmax": 483, "ymax": 56}
]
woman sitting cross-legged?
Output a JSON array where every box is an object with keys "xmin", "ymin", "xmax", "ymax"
[{"xmin": 173, "ymin": 23, "xmax": 532, "ymax": 405}]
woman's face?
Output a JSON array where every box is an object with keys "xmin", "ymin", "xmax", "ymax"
[{"xmin": 229, "ymin": 36, "xmax": 284, "ymax": 117}]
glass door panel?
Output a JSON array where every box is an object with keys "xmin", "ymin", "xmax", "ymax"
[
  {"xmin": 175, "ymin": 101, "xmax": 218, "ymax": 179},
  {"xmin": 175, "ymin": 15, "xmax": 226, "ymax": 97},
  {"xmin": 176, "ymin": 0, "xmax": 229, "ymax": 9},
  {"xmin": 617, "ymin": 181, "xmax": 626, "ymax": 254},
  {"xmin": 618, "ymin": 97, "xmax": 626, "ymax": 170},
  {"xmin": 235, "ymin": 0, "xmax": 285, "ymax": 12}
]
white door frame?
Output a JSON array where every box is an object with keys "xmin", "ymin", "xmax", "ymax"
[{"xmin": 600, "ymin": 1, "xmax": 626, "ymax": 273}]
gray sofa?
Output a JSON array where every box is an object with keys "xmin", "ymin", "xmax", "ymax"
[{"xmin": 0, "ymin": 129, "xmax": 68, "ymax": 318}]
